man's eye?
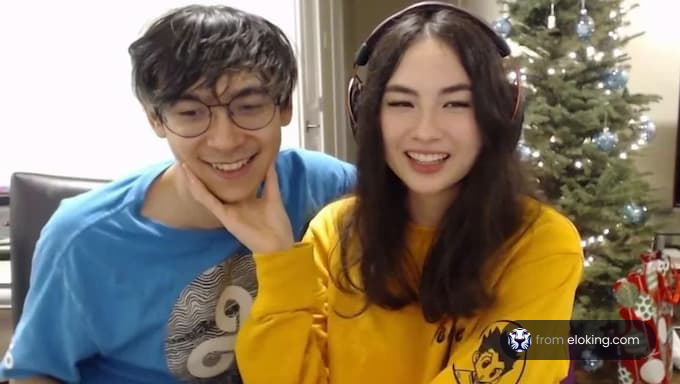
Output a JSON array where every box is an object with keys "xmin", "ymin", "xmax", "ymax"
[
  {"xmin": 236, "ymin": 104, "xmax": 265, "ymax": 111},
  {"xmin": 179, "ymin": 109, "xmax": 201, "ymax": 116},
  {"xmin": 167, "ymin": 101, "xmax": 208, "ymax": 118}
]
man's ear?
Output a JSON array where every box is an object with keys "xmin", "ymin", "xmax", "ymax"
[
  {"xmin": 279, "ymin": 103, "xmax": 293, "ymax": 126},
  {"xmin": 146, "ymin": 107, "xmax": 166, "ymax": 138}
]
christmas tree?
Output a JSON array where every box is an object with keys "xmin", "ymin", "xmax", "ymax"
[{"xmin": 492, "ymin": 0, "xmax": 662, "ymax": 320}]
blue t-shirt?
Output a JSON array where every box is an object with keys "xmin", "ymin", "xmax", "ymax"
[{"xmin": 0, "ymin": 148, "xmax": 355, "ymax": 383}]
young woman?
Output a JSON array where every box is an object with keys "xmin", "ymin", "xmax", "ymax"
[{"xmin": 183, "ymin": 2, "xmax": 583, "ymax": 383}]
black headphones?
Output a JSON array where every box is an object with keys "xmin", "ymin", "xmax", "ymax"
[{"xmin": 346, "ymin": 1, "xmax": 523, "ymax": 146}]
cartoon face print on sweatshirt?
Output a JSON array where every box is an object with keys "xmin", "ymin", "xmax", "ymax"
[
  {"xmin": 164, "ymin": 248, "xmax": 255, "ymax": 383},
  {"xmin": 451, "ymin": 322, "xmax": 526, "ymax": 384}
]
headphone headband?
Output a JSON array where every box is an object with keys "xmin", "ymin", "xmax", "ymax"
[{"xmin": 353, "ymin": 1, "xmax": 511, "ymax": 67}]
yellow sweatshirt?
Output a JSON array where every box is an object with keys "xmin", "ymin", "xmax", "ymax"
[{"xmin": 235, "ymin": 197, "xmax": 584, "ymax": 384}]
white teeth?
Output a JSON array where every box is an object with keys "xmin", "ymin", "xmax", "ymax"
[
  {"xmin": 211, "ymin": 157, "xmax": 251, "ymax": 172},
  {"xmin": 406, "ymin": 152, "xmax": 449, "ymax": 163}
]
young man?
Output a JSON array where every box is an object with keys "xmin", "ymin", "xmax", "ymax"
[{"xmin": 0, "ymin": 5, "xmax": 355, "ymax": 383}]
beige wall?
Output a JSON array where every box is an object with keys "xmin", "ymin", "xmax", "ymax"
[
  {"xmin": 623, "ymin": 0, "xmax": 680, "ymax": 216},
  {"xmin": 342, "ymin": 0, "xmax": 419, "ymax": 70}
]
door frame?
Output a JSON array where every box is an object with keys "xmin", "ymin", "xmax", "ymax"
[{"xmin": 296, "ymin": 0, "xmax": 351, "ymax": 161}]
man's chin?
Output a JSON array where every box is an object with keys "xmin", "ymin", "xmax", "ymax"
[
  {"xmin": 210, "ymin": 187, "xmax": 259, "ymax": 205},
  {"xmin": 200, "ymin": 166, "xmax": 267, "ymax": 204}
]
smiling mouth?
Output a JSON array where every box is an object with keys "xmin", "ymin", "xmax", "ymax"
[
  {"xmin": 405, "ymin": 151, "xmax": 450, "ymax": 164},
  {"xmin": 205, "ymin": 154, "xmax": 257, "ymax": 172}
]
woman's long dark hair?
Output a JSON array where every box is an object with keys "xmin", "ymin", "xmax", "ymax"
[{"xmin": 338, "ymin": 8, "xmax": 539, "ymax": 323}]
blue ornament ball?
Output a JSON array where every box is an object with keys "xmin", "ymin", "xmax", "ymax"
[
  {"xmin": 517, "ymin": 142, "xmax": 532, "ymax": 161},
  {"xmin": 580, "ymin": 350, "xmax": 604, "ymax": 373},
  {"xmin": 594, "ymin": 129, "xmax": 618, "ymax": 151},
  {"xmin": 575, "ymin": 14, "xmax": 595, "ymax": 39},
  {"xmin": 605, "ymin": 69, "xmax": 628, "ymax": 90},
  {"xmin": 493, "ymin": 17, "xmax": 512, "ymax": 38},
  {"xmin": 623, "ymin": 202, "xmax": 645, "ymax": 224},
  {"xmin": 638, "ymin": 118, "xmax": 656, "ymax": 144}
]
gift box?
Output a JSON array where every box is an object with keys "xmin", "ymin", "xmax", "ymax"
[{"xmin": 613, "ymin": 239, "xmax": 680, "ymax": 384}]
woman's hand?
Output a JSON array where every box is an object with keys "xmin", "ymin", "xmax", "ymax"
[{"xmin": 182, "ymin": 162, "xmax": 295, "ymax": 254}]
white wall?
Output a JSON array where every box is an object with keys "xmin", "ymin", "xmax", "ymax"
[{"xmin": 0, "ymin": 0, "xmax": 302, "ymax": 186}]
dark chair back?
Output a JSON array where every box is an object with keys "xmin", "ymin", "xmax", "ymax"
[{"xmin": 9, "ymin": 172, "xmax": 108, "ymax": 326}]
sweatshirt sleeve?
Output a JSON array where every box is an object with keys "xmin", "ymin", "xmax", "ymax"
[
  {"xmin": 234, "ymin": 204, "xmax": 339, "ymax": 384},
  {"xmin": 434, "ymin": 209, "xmax": 584, "ymax": 384}
]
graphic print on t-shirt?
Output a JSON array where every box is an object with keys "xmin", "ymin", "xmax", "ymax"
[
  {"xmin": 452, "ymin": 322, "xmax": 527, "ymax": 384},
  {"xmin": 165, "ymin": 250, "xmax": 256, "ymax": 383}
]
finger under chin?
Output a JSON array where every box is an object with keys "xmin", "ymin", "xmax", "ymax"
[
  {"xmin": 264, "ymin": 163, "xmax": 281, "ymax": 200},
  {"xmin": 182, "ymin": 164, "xmax": 221, "ymax": 209}
]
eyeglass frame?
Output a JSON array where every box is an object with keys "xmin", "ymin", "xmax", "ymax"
[{"xmin": 155, "ymin": 89, "xmax": 282, "ymax": 138}]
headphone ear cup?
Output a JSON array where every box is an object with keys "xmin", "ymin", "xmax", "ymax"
[
  {"xmin": 510, "ymin": 84, "xmax": 524, "ymax": 149},
  {"xmin": 347, "ymin": 76, "xmax": 363, "ymax": 137},
  {"xmin": 511, "ymin": 103, "xmax": 524, "ymax": 149}
]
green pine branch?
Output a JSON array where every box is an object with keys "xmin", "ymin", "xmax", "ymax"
[{"xmin": 498, "ymin": 0, "xmax": 662, "ymax": 320}]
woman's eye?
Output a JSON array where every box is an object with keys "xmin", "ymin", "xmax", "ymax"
[
  {"xmin": 386, "ymin": 101, "xmax": 413, "ymax": 108},
  {"xmin": 443, "ymin": 101, "xmax": 471, "ymax": 108}
]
